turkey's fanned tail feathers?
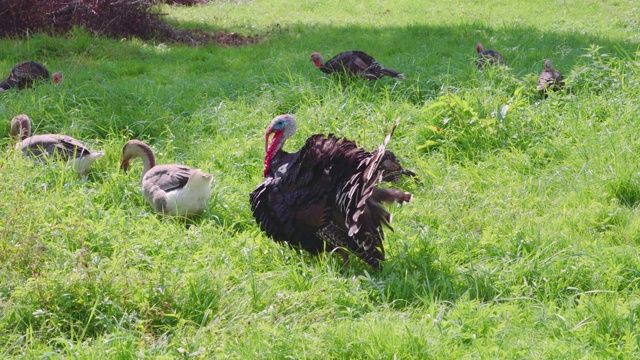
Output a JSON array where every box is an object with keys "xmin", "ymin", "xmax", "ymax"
[{"xmin": 250, "ymin": 115, "xmax": 412, "ymax": 269}]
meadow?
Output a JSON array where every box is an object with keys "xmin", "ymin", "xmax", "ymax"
[{"xmin": 1, "ymin": 0, "xmax": 640, "ymax": 357}]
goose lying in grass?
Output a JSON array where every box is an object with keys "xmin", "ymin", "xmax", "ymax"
[
  {"xmin": 9, "ymin": 114, "xmax": 103, "ymax": 176},
  {"xmin": 120, "ymin": 139, "xmax": 213, "ymax": 216}
]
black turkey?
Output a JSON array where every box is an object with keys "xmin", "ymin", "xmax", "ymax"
[
  {"xmin": 475, "ymin": 43, "xmax": 506, "ymax": 69},
  {"xmin": 310, "ymin": 51, "xmax": 405, "ymax": 80},
  {"xmin": 250, "ymin": 114, "xmax": 413, "ymax": 269},
  {"xmin": 380, "ymin": 150, "xmax": 419, "ymax": 183},
  {"xmin": 536, "ymin": 59, "xmax": 564, "ymax": 95},
  {"xmin": 0, "ymin": 61, "xmax": 62, "ymax": 91}
]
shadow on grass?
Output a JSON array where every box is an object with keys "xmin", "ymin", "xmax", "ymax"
[{"xmin": 0, "ymin": 21, "xmax": 636, "ymax": 142}]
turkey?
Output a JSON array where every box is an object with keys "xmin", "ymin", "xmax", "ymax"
[
  {"xmin": 9, "ymin": 114, "xmax": 103, "ymax": 176},
  {"xmin": 536, "ymin": 59, "xmax": 564, "ymax": 95},
  {"xmin": 310, "ymin": 51, "xmax": 405, "ymax": 80},
  {"xmin": 249, "ymin": 114, "xmax": 413, "ymax": 269},
  {"xmin": 475, "ymin": 43, "xmax": 506, "ymax": 69},
  {"xmin": 380, "ymin": 150, "xmax": 419, "ymax": 183},
  {"xmin": 0, "ymin": 61, "xmax": 62, "ymax": 91},
  {"xmin": 120, "ymin": 140, "xmax": 213, "ymax": 216}
]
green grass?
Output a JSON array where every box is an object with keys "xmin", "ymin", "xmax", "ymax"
[{"xmin": 1, "ymin": 0, "xmax": 640, "ymax": 357}]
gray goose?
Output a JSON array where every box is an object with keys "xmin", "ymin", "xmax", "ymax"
[
  {"xmin": 9, "ymin": 114, "xmax": 103, "ymax": 176},
  {"xmin": 120, "ymin": 139, "xmax": 213, "ymax": 216},
  {"xmin": 536, "ymin": 59, "xmax": 564, "ymax": 95}
]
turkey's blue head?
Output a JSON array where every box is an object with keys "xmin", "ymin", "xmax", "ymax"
[{"xmin": 263, "ymin": 114, "xmax": 297, "ymax": 177}]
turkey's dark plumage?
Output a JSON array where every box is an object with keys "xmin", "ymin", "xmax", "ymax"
[
  {"xmin": 250, "ymin": 115, "xmax": 412, "ymax": 269},
  {"xmin": 380, "ymin": 150, "xmax": 419, "ymax": 183},
  {"xmin": 536, "ymin": 59, "xmax": 564, "ymax": 95},
  {"xmin": 475, "ymin": 43, "xmax": 506, "ymax": 69},
  {"xmin": 0, "ymin": 61, "xmax": 61, "ymax": 91},
  {"xmin": 311, "ymin": 51, "xmax": 405, "ymax": 80}
]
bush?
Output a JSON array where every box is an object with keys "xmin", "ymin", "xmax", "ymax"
[{"xmin": 0, "ymin": 0, "xmax": 174, "ymax": 40}]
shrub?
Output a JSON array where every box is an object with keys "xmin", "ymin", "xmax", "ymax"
[{"xmin": 0, "ymin": 0, "xmax": 173, "ymax": 40}]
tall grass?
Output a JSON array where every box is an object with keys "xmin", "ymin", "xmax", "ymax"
[{"xmin": 1, "ymin": 0, "xmax": 640, "ymax": 358}]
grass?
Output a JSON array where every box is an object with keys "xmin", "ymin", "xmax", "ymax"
[{"xmin": 1, "ymin": 0, "xmax": 640, "ymax": 357}]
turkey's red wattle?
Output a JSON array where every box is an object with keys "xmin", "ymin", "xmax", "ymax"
[{"xmin": 263, "ymin": 130, "xmax": 284, "ymax": 177}]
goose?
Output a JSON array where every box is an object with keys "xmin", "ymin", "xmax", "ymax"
[
  {"xmin": 9, "ymin": 114, "xmax": 103, "ymax": 176},
  {"xmin": 120, "ymin": 139, "xmax": 213, "ymax": 216}
]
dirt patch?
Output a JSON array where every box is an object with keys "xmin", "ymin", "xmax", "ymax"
[{"xmin": 166, "ymin": 27, "xmax": 260, "ymax": 46}]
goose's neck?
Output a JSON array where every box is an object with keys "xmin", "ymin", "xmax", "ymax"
[
  {"xmin": 10, "ymin": 116, "xmax": 31, "ymax": 140},
  {"xmin": 137, "ymin": 145, "xmax": 156, "ymax": 177}
]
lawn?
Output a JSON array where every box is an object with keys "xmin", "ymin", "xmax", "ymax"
[{"xmin": 1, "ymin": 0, "xmax": 640, "ymax": 358}]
